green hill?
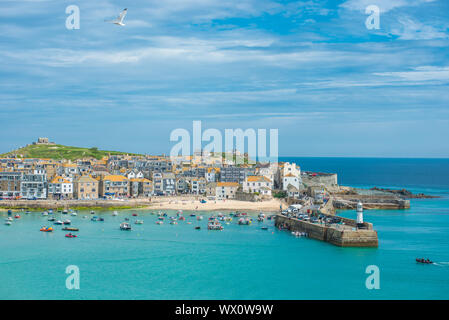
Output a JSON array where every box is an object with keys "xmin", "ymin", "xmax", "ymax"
[{"xmin": 1, "ymin": 144, "xmax": 143, "ymax": 160}]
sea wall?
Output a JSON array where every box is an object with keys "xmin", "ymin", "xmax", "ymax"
[
  {"xmin": 333, "ymin": 196, "xmax": 410, "ymax": 210},
  {"xmin": 0, "ymin": 199, "xmax": 151, "ymax": 210},
  {"xmin": 275, "ymin": 215, "xmax": 378, "ymax": 247}
]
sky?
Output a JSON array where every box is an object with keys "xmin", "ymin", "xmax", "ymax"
[{"xmin": 0, "ymin": 0, "xmax": 448, "ymax": 158}]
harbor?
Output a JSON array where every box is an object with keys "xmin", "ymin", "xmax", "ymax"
[{"xmin": 274, "ymin": 201, "xmax": 378, "ymax": 247}]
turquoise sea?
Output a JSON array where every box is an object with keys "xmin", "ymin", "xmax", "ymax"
[{"xmin": 1, "ymin": 157, "xmax": 449, "ymax": 300}]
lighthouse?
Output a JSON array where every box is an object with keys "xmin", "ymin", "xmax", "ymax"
[{"xmin": 356, "ymin": 201, "xmax": 364, "ymax": 225}]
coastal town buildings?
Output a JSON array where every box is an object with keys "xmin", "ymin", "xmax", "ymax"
[
  {"xmin": 215, "ymin": 182, "xmax": 239, "ymax": 199},
  {"xmin": 48, "ymin": 175, "xmax": 73, "ymax": 199},
  {"xmin": 0, "ymin": 138, "xmax": 340, "ymax": 203},
  {"xmin": 73, "ymin": 175, "xmax": 99, "ymax": 200},
  {"xmin": 100, "ymin": 175, "xmax": 129, "ymax": 198}
]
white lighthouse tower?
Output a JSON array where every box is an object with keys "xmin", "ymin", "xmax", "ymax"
[{"xmin": 356, "ymin": 201, "xmax": 364, "ymax": 224}]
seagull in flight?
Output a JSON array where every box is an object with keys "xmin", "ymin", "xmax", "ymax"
[{"xmin": 106, "ymin": 8, "xmax": 127, "ymax": 26}]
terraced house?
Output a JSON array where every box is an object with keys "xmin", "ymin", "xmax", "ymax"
[
  {"xmin": 0, "ymin": 171, "xmax": 22, "ymax": 199},
  {"xmin": 73, "ymin": 175, "xmax": 99, "ymax": 200},
  {"xmin": 243, "ymin": 176, "xmax": 273, "ymax": 196},
  {"xmin": 100, "ymin": 175, "xmax": 130, "ymax": 198},
  {"xmin": 130, "ymin": 178, "xmax": 152, "ymax": 197},
  {"xmin": 48, "ymin": 175, "xmax": 73, "ymax": 199}
]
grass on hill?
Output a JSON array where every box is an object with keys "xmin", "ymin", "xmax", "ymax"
[{"xmin": 1, "ymin": 144, "xmax": 142, "ymax": 160}]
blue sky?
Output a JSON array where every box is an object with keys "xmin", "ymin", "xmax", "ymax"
[{"xmin": 0, "ymin": 0, "xmax": 448, "ymax": 157}]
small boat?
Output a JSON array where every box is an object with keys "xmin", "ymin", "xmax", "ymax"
[
  {"xmin": 134, "ymin": 220, "xmax": 144, "ymax": 224},
  {"xmin": 112, "ymin": 211, "xmax": 118, "ymax": 216},
  {"xmin": 25, "ymin": 211, "xmax": 31, "ymax": 214},
  {"xmin": 63, "ymin": 219, "xmax": 71, "ymax": 225},
  {"xmin": 90, "ymin": 210, "xmax": 95, "ymax": 215},
  {"xmin": 70, "ymin": 211, "xmax": 77, "ymax": 216},
  {"xmin": 190, "ymin": 213, "xmax": 196, "ymax": 217},
  {"xmin": 82, "ymin": 215, "xmax": 88, "ymax": 219},
  {"xmin": 40, "ymin": 226, "xmax": 53, "ymax": 232},
  {"xmin": 42, "ymin": 211, "xmax": 48, "ymax": 216},
  {"xmin": 178, "ymin": 216, "xmax": 186, "ymax": 221},
  {"xmin": 257, "ymin": 217, "xmax": 264, "ymax": 222},
  {"xmin": 48, "ymin": 217, "xmax": 56, "ymax": 222},
  {"xmin": 6, "ymin": 217, "xmax": 13, "ymax": 222},
  {"xmin": 208, "ymin": 220, "xmax": 223, "ymax": 231},
  {"xmin": 197, "ymin": 216, "xmax": 203, "ymax": 221},
  {"xmin": 416, "ymin": 258, "xmax": 433, "ymax": 264},
  {"xmin": 54, "ymin": 220, "xmax": 63, "ymax": 225},
  {"xmin": 124, "ymin": 217, "xmax": 130, "ymax": 221},
  {"xmin": 120, "ymin": 222, "xmax": 132, "ymax": 230},
  {"xmin": 62, "ymin": 209, "xmax": 68, "ymax": 214},
  {"xmin": 62, "ymin": 227, "xmax": 79, "ymax": 231},
  {"xmin": 158, "ymin": 217, "xmax": 165, "ymax": 221},
  {"xmin": 170, "ymin": 220, "xmax": 178, "ymax": 225},
  {"xmin": 65, "ymin": 233, "xmax": 77, "ymax": 238},
  {"xmin": 156, "ymin": 221, "xmax": 163, "ymax": 225},
  {"xmin": 195, "ymin": 226, "xmax": 201, "ymax": 230},
  {"xmin": 7, "ymin": 210, "xmax": 12, "ymax": 215},
  {"xmin": 261, "ymin": 226, "xmax": 268, "ymax": 230},
  {"xmin": 48, "ymin": 209, "xmax": 53, "ymax": 214},
  {"xmin": 132, "ymin": 213, "xmax": 138, "ymax": 217},
  {"xmin": 91, "ymin": 216, "xmax": 98, "ymax": 222},
  {"xmin": 4, "ymin": 221, "xmax": 11, "ymax": 226},
  {"xmin": 238, "ymin": 218, "xmax": 251, "ymax": 225}
]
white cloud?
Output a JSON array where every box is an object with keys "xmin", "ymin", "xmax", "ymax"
[
  {"xmin": 390, "ymin": 17, "xmax": 448, "ymax": 40},
  {"xmin": 340, "ymin": 0, "xmax": 437, "ymax": 13},
  {"xmin": 374, "ymin": 66, "xmax": 449, "ymax": 81}
]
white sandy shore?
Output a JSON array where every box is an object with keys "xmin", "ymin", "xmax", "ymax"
[{"xmin": 144, "ymin": 198, "xmax": 286, "ymax": 212}]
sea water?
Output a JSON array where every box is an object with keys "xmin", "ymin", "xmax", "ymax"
[{"xmin": 0, "ymin": 157, "xmax": 448, "ymax": 300}]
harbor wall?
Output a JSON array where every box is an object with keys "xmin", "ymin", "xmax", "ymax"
[{"xmin": 275, "ymin": 215, "xmax": 378, "ymax": 247}]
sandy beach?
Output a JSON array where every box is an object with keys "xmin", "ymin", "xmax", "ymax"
[
  {"xmin": 0, "ymin": 197, "xmax": 286, "ymax": 213},
  {"xmin": 145, "ymin": 197, "xmax": 285, "ymax": 212}
]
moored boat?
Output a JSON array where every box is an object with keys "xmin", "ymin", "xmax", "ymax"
[
  {"xmin": 65, "ymin": 233, "xmax": 77, "ymax": 238},
  {"xmin": 120, "ymin": 222, "xmax": 132, "ymax": 230},
  {"xmin": 40, "ymin": 226, "xmax": 53, "ymax": 232},
  {"xmin": 134, "ymin": 220, "xmax": 144, "ymax": 224},
  {"xmin": 62, "ymin": 227, "xmax": 79, "ymax": 231},
  {"xmin": 54, "ymin": 220, "xmax": 63, "ymax": 225},
  {"xmin": 416, "ymin": 258, "xmax": 433, "ymax": 264},
  {"xmin": 208, "ymin": 220, "xmax": 223, "ymax": 230}
]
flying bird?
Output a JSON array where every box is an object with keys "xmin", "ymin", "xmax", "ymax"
[{"xmin": 106, "ymin": 8, "xmax": 127, "ymax": 26}]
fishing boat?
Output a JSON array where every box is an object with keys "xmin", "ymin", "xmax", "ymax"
[
  {"xmin": 197, "ymin": 215, "xmax": 203, "ymax": 221},
  {"xmin": 90, "ymin": 210, "xmax": 95, "ymax": 215},
  {"xmin": 207, "ymin": 220, "xmax": 223, "ymax": 231},
  {"xmin": 134, "ymin": 220, "xmax": 144, "ymax": 224},
  {"xmin": 91, "ymin": 216, "xmax": 98, "ymax": 222},
  {"xmin": 63, "ymin": 219, "xmax": 71, "ymax": 225},
  {"xmin": 120, "ymin": 222, "xmax": 132, "ymax": 230},
  {"xmin": 62, "ymin": 227, "xmax": 79, "ymax": 231},
  {"xmin": 54, "ymin": 220, "xmax": 63, "ymax": 225},
  {"xmin": 65, "ymin": 233, "xmax": 77, "ymax": 238},
  {"xmin": 190, "ymin": 213, "xmax": 196, "ymax": 217},
  {"xmin": 261, "ymin": 226, "xmax": 268, "ymax": 230},
  {"xmin": 25, "ymin": 211, "xmax": 31, "ymax": 214},
  {"xmin": 4, "ymin": 221, "xmax": 12, "ymax": 226},
  {"xmin": 112, "ymin": 211, "xmax": 118, "ymax": 216},
  {"xmin": 195, "ymin": 226, "xmax": 201, "ymax": 230},
  {"xmin": 42, "ymin": 211, "xmax": 48, "ymax": 216},
  {"xmin": 62, "ymin": 209, "xmax": 68, "ymax": 214},
  {"xmin": 6, "ymin": 217, "xmax": 13, "ymax": 222},
  {"xmin": 416, "ymin": 258, "xmax": 433, "ymax": 264},
  {"xmin": 48, "ymin": 217, "xmax": 56, "ymax": 222},
  {"xmin": 156, "ymin": 220, "xmax": 163, "ymax": 225},
  {"xmin": 40, "ymin": 226, "xmax": 53, "ymax": 232},
  {"xmin": 224, "ymin": 216, "xmax": 232, "ymax": 222},
  {"xmin": 132, "ymin": 213, "xmax": 138, "ymax": 217},
  {"xmin": 48, "ymin": 209, "xmax": 53, "ymax": 214},
  {"xmin": 70, "ymin": 211, "xmax": 77, "ymax": 216},
  {"xmin": 158, "ymin": 216, "xmax": 165, "ymax": 221}
]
